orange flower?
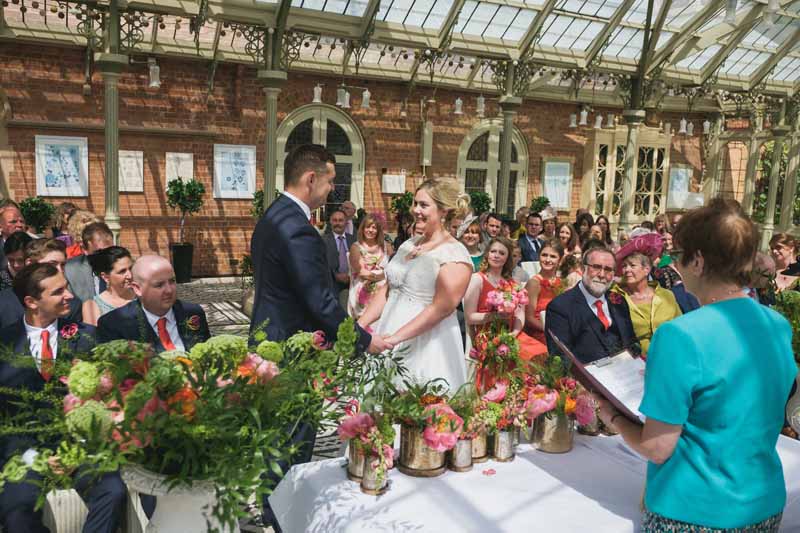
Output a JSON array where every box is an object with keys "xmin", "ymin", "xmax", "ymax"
[
  {"xmin": 420, "ymin": 394, "xmax": 444, "ymax": 406},
  {"xmin": 167, "ymin": 386, "xmax": 198, "ymax": 420},
  {"xmin": 175, "ymin": 357, "xmax": 193, "ymax": 368},
  {"xmin": 564, "ymin": 396, "xmax": 577, "ymax": 415}
]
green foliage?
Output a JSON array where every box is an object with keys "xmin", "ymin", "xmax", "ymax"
[
  {"xmin": 391, "ymin": 378, "xmax": 450, "ymax": 428},
  {"xmin": 166, "ymin": 178, "xmax": 206, "ymax": 243},
  {"xmin": 390, "ymin": 191, "xmax": 414, "ymax": 215},
  {"xmin": 19, "ymin": 197, "xmax": 55, "ymax": 233},
  {"xmin": 469, "ymin": 191, "xmax": 492, "ymax": 215},
  {"xmin": 751, "ymin": 140, "xmax": 800, "ymax": 225},
  {"xmin": 773, "ymin": 290, "xmax": 800, "ymax": 368},
  {"xmin": 448, "ymin": 383, "xmax": 479, "ymax": 431},
  {"xmin": 529, "ymin": 196, "xmax": 551, "ymax": 214}
]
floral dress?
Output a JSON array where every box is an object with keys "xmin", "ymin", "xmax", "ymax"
[{"xmin": 347, "ymin": 243, "xmax": 388, "ymax": 319}]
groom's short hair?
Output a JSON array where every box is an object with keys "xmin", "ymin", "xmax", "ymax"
[{"xmin": 285, "ymin": 144, "xmax": 336, "ymax": 186}]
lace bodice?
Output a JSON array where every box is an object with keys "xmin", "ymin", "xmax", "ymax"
[{"xmin": 385, "ymin": 237, "xmax": 471, "ymax": 304}]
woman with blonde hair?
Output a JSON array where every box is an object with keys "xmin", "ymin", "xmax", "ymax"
[
  {"xmin": 358, "ymin": 179, "xmax": 473, "ymax": 392},
  {"xmin": 347, "ymin": 214, "xmax": 388, "ymax": 319},
  {"xmin": 45, "ymin": 201, "xmax": 77, "ymax": 241},
  {"xmin": 64, "ymin": 209, "xmax": 101, "ymax": 259}
]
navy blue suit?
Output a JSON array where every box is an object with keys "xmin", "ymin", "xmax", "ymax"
[
  {"xmin": 249, "ymin": 194, "xmax": 371, "ymax": 350},
  {"xmin": 0, "ymin": 319, "xmax": 126, "ymax": 533},
  {"xmin": 545, "ymin": 284, "xmax": 638, "ymax": 364},
  {"xmin": 96, "ymin": 299, "xmax": 210, "ymax": 352},
  {"xmin": 0, "ymin": 287, "xmax": 83, "ymax": 330},
  {"xmin": 518, "ymin": 235, "xmax": 542, "ymax": 262}
]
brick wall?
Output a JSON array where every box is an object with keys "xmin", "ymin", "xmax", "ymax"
[{"xmin": 0, "ymin": 42, "xmax": 707, "ymax": 277}]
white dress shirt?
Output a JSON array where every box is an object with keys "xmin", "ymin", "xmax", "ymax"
[
  {"xmin": 24, "ymin": 319, "xmax": 59, "ymax": 369},
  {"xmin": 142, "ymin": 306, "xmax": 185, "ymax": 352},
  {"xmin": 282, "ymin": 190, "xmax": 312, "ymax": 221},
  {"xmin": 577, "ymin": 280, "xmax": 613, "ymax": 327}
]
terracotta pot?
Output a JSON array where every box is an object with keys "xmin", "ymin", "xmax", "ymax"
[
  {"xmin": 492, "ymin": 429, "xmax": 516, "ymax": 462},
  {"xmin": 448, "ymin": 438, "xmax": 473, "ymax": 472},
  {"xmin": 398, "ymin": 424, "xmax": 446, "ymax": 477},
  {"xmin": 471, "ymin": 430, "xmax": 489, "ymax": 463},
  {"xmin": 532, "ymin": 413, "xmax": 575, "ymax": 453},
  {"xmin": 347, "ymin": 444, "xmax": 365, "ymax": 481}
]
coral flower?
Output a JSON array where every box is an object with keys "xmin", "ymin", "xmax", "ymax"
[
  {"xmin": 167, "ymin": 387, "xmax": 199, "ymax": 420},
  {"xmin": 422, "ymin": 403, "xmax": 463, "ymax": 452},
  {"xmin": 238, "ymin": 353, "xmax": 280, "ymax": 385},
  {"xmin": 564, "ymin": 396, "xmax": 577, "ymax": 416},
  {"xmin": 574, "ymin": 394, "xmax": 597, "ymax": 426},
  {"xmin": 337, "ymin": 412, "xmax": 375, "ymax": 441},
  {"xmin": 311, "ymin": 330, "xmax": 330, "ymax": 350},
  {"xmin": 482, "ymin": 381, "xmax": 507, "ymax": 403},
  {"xmin": 526, "ymin": 386, "xmax": 558, "ymax": 419},
  {"xmin": 63, "ymin": 393, "xmax": 81, "ymax": 413}
]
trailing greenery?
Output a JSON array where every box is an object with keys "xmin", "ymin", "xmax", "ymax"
[
  {"xmin": 773, "ymin": 290, "xmax": 800, "ymax": 368},
  {"xmin": 166, "ymin": 179, "xmax": 206, "ymax": 244},
  {"xmin": 19, "ymin": 197, "xmax": 55, "ymax": 234},
  {"xmin": 468, "ymin": 191, "xmax": 492, "ymax": 215}
]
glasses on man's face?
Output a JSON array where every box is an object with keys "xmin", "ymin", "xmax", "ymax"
[{"xmin": 585, "ymin": 263, "xmax": 615, "ymax": 275}]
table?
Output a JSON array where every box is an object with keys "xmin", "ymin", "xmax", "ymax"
[{"xmin": 270, "ymin": 434, "xmax": 800, "ymax": 533}]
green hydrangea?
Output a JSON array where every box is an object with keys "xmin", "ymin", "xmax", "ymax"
[
  {"xmin": 159, "ymin": 349, "xmax": 188, "ymax": 361},
  {"xmin": 68, "ymin": 361, "xmax": 100, "ymax": 400},
  {"xmin": 256, "ymin": 341, "xmax": 284, "ymax": 364},
  {"xmin": 335, "ymin": 318, "xmax": 358, "ymax": 356},
  {"xmin": 252, "ymin": 329, "xmax": 267, "ymax": 344},
  {"xmin": 65, "ymin": 400, "xmax": 112, "ymax": 436},
  {"xmin": 124, "ymin": 382, "xmax": 155, "ymax": 421},
  {"xmin": 285, "ymin": 332, "xmax": 313, "ymax": 355},
  {"xmin": 146, "ymin": 359, "xmax": 186, "ymax": 394},
  {"xmin": 189, "ymin": 335, "xmax": 248, "ymax": 364},
  {"xmin": 318, "ymin": 350, "xmax": 337, "ymax": 368}
]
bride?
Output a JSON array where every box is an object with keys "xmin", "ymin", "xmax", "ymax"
[{"xmin": 358, "ymin": 179, "xmax": 472, "ymax": 392}]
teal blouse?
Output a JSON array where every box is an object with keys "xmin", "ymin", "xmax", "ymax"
[{"xmin": 639, "ymin": 298, "xmax": 795, "ymax": 529}]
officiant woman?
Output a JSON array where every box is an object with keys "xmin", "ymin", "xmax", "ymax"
[{"xmin": 596, "ymin": 198, "xmax": 795, "ymax": 533}]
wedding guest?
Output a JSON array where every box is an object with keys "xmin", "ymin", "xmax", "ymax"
[
  {"xmin": 597, "ymin": 198, "xmax": 795, "ymax": 533},
  {"xmin": 0, "ymin": 200, "xmax": 25, "ymax": 270},
  {"xmin": 393, "ymin": 212, "xmax": 414, "ymax": 253},
  {"xmin": 82, "ymin": 246, "xmax": 135, "ymax": 326},
  {"xmin": 770, "ymin": 233, "xmax": 800, "ymax": 292},
  {"xmin": 44, "ymin": 201, "xmax": 77, "ymax": 242},
  {"xmin": 501, "ymin": 218, "xmax": 515, "ymax": 239},
  {"xmin": 612, "ymin": 250, "xmax": 681, "ymax": 355},
  {"xmin": 97, "ymin": 255, "xmax": 210, "ymax": 351},
  {"xmin": 541, "ymin": 207, "xmax": 557, "ymax": 240},
  {"xmin": 483, "ymin": 212, "xmax": 503, "ymax": 243},
  {"xmin": 545, "ymin": 246, "xmax": 637, "ymax": 364},
  {"xmin": 510, "ymin": 244, "xmax": 529, "ymax": 285},
  {"xmin": 656, "ymin": 232, "xmax": 674, "ymax": 268},
  {"xmin": 511, "ymin": 207, "xmax": 530, "ymax": 240},
  {"xmin": 524, "ymin": 240, "xmax": 564, "ymax": 345},
  {"xmin": 589, "ymin": 224, "xmax": 604, "ymax": 242},
  {"xmin": 557, "ymin": 222, "xmax": 581, "ymax": 259},
  {"xmin": 347, "ymin": 215, "xmax": 388, "ymax": 320},
  {"xmin": 595, "ymin": 215, "xmax": 615, "ymax": 250},
  {"xmin": 459, "ymin": 218, "xmax": 484, "ymax": 271},
  {"xmin": 323, "ymin": 209, "xmax": 356, "ymax": 310},
  {"xmin": 653, "ymin": 213, "xmax": 670, "ymax": 235},
  {"xmin": 0, "ymin": 231, "xmax": 33, "ymax": 290},
  {"xmin": 749, "ymin": 252, "xmax": 777, "ymax": 305},
  {"xmin": 0, "ymin": 263, "xmax": 127, "ymax": 533},
  {"xmin": 340, "ymin": 200, "xmax": 357, "ymax": 235},
  {"xmin": 518, "ymin": 212, "xmax": 544, "ymax": 262},
  {"xmin": 575, "ymin": 212, "xmax": 594, "ymax": 245},
  {"xmin": 559, "ymin": 253, "xmax": 583, "ymax": 289},
  {"xmin": 64, "ymin": 209, "xmax": 101, "ymax": 259},
  {"xmin": 65, "ymin": 222, "xmax": 114, "ymax": 303},
  {"xmin": 448, "ymin": 215, "xmax": 464, "ymax": 238}
]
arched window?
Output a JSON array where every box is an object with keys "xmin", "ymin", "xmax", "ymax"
[
  {"xmin": 277, "ymin": 105, "xmax": 365, "ymax": 218},
  {"xmin": 457, "ymin": 120, "xmax": 529, "ymax": 214}
]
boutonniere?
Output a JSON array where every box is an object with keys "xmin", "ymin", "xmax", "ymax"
[
  {"xmin": 60, "ymin": 323, "xmax": 79, "ymax": 340},
  {"xmin": 185, "ymin": 315, "xmax": 202, "ymax": 332},
  {"xmin": 608, "ymin": 292, "xmax": 624, "ymax": 305}
]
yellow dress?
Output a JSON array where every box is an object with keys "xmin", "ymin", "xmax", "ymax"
[{"xmin": 613, "ymin": 282, "xmax": 682, "ymax": 354}]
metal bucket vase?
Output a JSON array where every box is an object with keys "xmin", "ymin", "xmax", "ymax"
[
  {"xmin": 532, "ymin": 413, "xmax": 575, "ymax": 453},
  {"xmin": 398, "ymin": 424, "xmax": 446, "ymax": 477},
  {"xmin": 492, "ymin": 429, "xmax": 516, "ymax": 462},
  {"xmin": 448, "ymin": 439, "xmax": 473, "ymax": 472},
  {"xmin": 360, "ymin": 458, "xmax": 388, "ymax": 495},
  {"xmin": 471, "ymin": 430, "xmax": 489, "ymax": 463},
  {"xmin": 347, "ymin": 445, "xmax": 365, "ymax": 481}
]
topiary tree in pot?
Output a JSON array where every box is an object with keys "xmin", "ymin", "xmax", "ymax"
[
  {"xmin": 19, "ymin": 196, "xmax": 55, "ymax": 235},
  {"xmin": 166, "ymin": 178, "xmax": 206, "ymax": 283}
]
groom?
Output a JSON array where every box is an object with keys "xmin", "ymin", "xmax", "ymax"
[{"xmin": 250, "ymin": 143, "xmax": 391, "ymax": 531}]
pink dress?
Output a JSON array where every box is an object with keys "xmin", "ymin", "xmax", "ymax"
[{"xmin": 347, "ymin": 243, "xmax": 388, "ymax": 319}]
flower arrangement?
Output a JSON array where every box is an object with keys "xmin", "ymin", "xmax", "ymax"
[
  {"xmin": 528, "ymin": 354, "xmax": 596, "ymax": 426},
  {"xmin": 392, "ymin": 379, "xmax": 462, "ymax": 452},
  {"xmin": 0, "ymin": 319, "xmax": 369, "ymax": 529},
  {"xmin": 472, "ymin": 379, "xmax": 528, "ymax": 435},
  {"xmin": 356, "ymin": 253, "xmax": 386, "ymax": 306}
]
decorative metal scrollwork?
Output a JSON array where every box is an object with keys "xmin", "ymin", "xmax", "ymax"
[
  {"xmin": 74, "ymin": 3, "xmax": 104, "ymax": 51},
  {"xmin": 490, "ymin": 59, "xmax": 542, "ymax": 97},
  {"xmin": 227, "ymin": 23, "xmax": 267, "ymax": 65},
  {"xmin": 120, "ymin": 10, "xmax": 151, "ymax": 52},
  {"xmin": 280, "ymin": 30, "xmax": 304, "ymax": 70},
  {"xmin": 190, "ymin": 0, "xmax": 210, "ymax": 51}
]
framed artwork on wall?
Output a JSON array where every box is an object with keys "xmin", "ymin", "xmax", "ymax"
[
  {"xmin": 35, "ymin": 135, "xmax": 89, "ymax": 197},
  {"xmin": 213, "ymin": 144, "xmax": 256, "ymax": 199},
  {"xmin": 542, "ymin": 158, "xmax": 572, "ymax": 209},
  {"xmin": 166, "ymin": 152, "xmax": 194, "ymax": 185},
  {"xmin": 119, "ymin": 150, "xmax": 144, "ymax": 192},
  {"xmin": 666, "ymin": 165, "xmax": 704, "ymax": 209}
]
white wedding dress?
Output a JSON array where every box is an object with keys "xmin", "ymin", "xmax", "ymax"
[{"xmin": 378, "ymin": 236, "xmax": 472, "ymax": 393}]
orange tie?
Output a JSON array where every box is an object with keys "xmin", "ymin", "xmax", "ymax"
[
  {"xmin": 40, "ymin": 330, "xmax": 53, "ymax": 381},
  {"xmin": 156, "ymin": 317, "xmax": 176, "ymax": 351},
  {"xmin": 594, "ymin": 300, "xmax": 610, "ymax": 330}
]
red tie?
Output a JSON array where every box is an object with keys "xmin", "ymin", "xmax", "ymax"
[
  {"xmin": 40, "ymin": 330, "xmax": 53, "ymax": 381},
  {"xmin": 156, "ymin": 317, "xmax": 176, "ymax": 350},
  {"xmin": 594, "ymin": 300, "xmax": 610, "ymax": 330}
]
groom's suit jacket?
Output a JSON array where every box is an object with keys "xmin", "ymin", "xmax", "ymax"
[{"xmin": 249, "ymin": 194, "xmax": 371, "ymax": 352}]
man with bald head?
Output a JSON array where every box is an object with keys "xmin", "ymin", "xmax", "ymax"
[
  {"xmin": 0, "ymin": 200, "xmax": 26, "ymax": 271},
  {"xmin": 97, "ymin": 255, "xmax": 210, "ymax": 351}
]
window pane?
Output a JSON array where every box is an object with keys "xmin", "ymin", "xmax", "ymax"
[
  {"xmin": 595, "ymin": 144, "xmax": 608, "ymax": 215},
  {"xmin": 467, "ymin": 132, "xmax": 490, "ymax": 161},
  {"xmin": 324, "ymin": 162, "xmax": 353, "ymax": 219},
  {"xmin": 465, "ymin": 168, "xmax": 487, "ymax": 195},
  {"xmin": 326, "ymin": 119, "xmax": 353, "ymax": 155},
  {"xmin": 285, "ymin": 118, "xmax": 313, "ymax": 153}
]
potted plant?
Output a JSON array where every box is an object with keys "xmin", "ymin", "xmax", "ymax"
[
  {"xmin": 474, "ymin": 380, "xmax": 528, "ymax": 462},
  {"xmin": 529, "ymin": 196, "xmax": 551, "ymax": 215},
  {"xmin": 447, "ymin": 384, "xmax": 480, "ymax": 471},
  {"xmin": 19, "ymin": 196, "xmax": 55, "ymax": 236},
  {"xmin": 166, "ymin": 178, "xmax": 206, "ymax": 283},
  {"xmin": 468, "ymin": 191, "xmax": 492, "ymax": 216}
]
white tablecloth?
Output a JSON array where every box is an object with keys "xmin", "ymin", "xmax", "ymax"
[{"xmin": 270, "ymin": 435, "xmax": 800, "ymax": 533}]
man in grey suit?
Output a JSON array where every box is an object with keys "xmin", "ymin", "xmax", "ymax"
[
  {"xmin": 0, "ymin": 201, "xmax": 26, "ymax": 270},
  {"xmin": 64, "ymin": 221, "xmax": 113, "ymax": 302},
  {"xmin": 322, "ymin": 209, "xmax": 355, "ymax": 310}
]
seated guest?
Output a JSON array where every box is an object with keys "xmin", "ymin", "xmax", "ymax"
[
  {"xmin": 82, "ymin": 246, "xmax": 135, "ymax": 326},
  {"xmin": 0, "ymin": 263, "xmax": 126, "ymax": 533},
  {"xmin": 65, "ymin": 222, "xmax": 113, "ymax": 303},
  {"xmin": 612, "ymin": 250, "xmax": 681, "ymax": 355},
  {"xmin": 347, "ymin": 215, "xmax": 388, "ymax": 320},
  {"xmin": 556, "ymin": 222, "xmax": 581, "ymax": 259},
  {"xmin": 458, "ymin": 217, "xmax": 484, "ymax": 272},
  {"xmin": 653, "ymin": 213, "xmax": 670, "ymax": 235},
  {"xmin": 63, "ymin": 209, "xmax": 100, "ymax": 259},
  {"xmin": 545, "ymin": 246, "xmax": 637, "ymax": 364},
  {"xmin": 524, "ymin": 240, "xmax": 565, "ymax": 345},
  {"xmin": 559, "ymin": 253, "xmax": 582, "ymax": 289},
  {"xmin": 510, "ymin": 244, "xmax": 529, "ymax": 284},
  {"xmin": 97, "ymin": 255, "xmax": 210, "ymax": 351},
  {"xmin": 518, "ymin": 212, "xmax": 544, "ymax": 262},
  {"xmin": 574, "ymin": 212, "xmax": 594, "ymax": 247},
  {"xmin": 540, "ymin": 207, "xmax": 557, "ymax": 240},
  {"xmin": 323, "ymin": 209, "xmax": 355, "ymax": 310},
  {"xmin": 44, "ymin": 201, "xmax": 77, "ymax": 242},
  {"xmin": 770, "ymin": 232, "xmax": 800, "ymax": 292},
  {"xmin": 595, "ymin": 215, "xmax": 616, "ymax": 251},
  {"xmin": 596, "ymin": 198, "xmax": 795, "ymax": 533},
  {"xmin": 0, "ymin": 231, "xmax": 33, "ymax": 290},
  {"xmin": 511, "ymin": 207, "xmax": 530, "ymax": 240},
  {"xmin": 0, "ymin": 239, "xmax": 82, "ymax": 329}
]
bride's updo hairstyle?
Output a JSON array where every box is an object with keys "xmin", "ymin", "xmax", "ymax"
[{"xmin": 415, "ymin": 178, "xmax": 472, "ymax": 226}]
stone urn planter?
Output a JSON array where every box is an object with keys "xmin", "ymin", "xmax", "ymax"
[{"xmin": 121, "ymin": 465, "xmax": 238, "ymax": 533}]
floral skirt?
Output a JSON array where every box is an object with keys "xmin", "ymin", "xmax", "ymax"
[{"xmin": 642, "ymin": 511, "xmax": 782, "ymax": 533}]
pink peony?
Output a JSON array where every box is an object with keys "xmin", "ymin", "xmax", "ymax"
[
  {"xmin": 502, "ymin": 301, "xmax": 516, "ymax": 313},
  {"xmin": 240, "ymin": 353, "xmax": 280, "ymax": 385},
  {"xmin": 422, "ymin": 403, "xmax": 463, "ymax": 452},
  {"xmin": 97, "ymin": 372, "xmax": 114, "ymax": 396},
  {"xmin": 526, "ymin": 386, "xmax": 558, "ymax": 419},
  {"xmin": 482, "ymin": 381, "xmax": 507, "ymax": 403},
  {"xmin": 574, "ymin": 394, "xmax": 597, "ymax": 426},
  {"xmin": 337, "ymin": 412, "xmax": 375, "ymax": 441},
  {"xmin": 311, "ymin": 330, "xmax": 330, "ymax": 350},
  {"xmin": 496, "ymin": 344, "xmax": 509, "ymax": 357},
  {"xmin": 63, "ymin": 393, "xmax": 81, "ymax": 413},
  {"xmin": 382, "ymin": 444, "xmax": 394, "ymax": 470}
]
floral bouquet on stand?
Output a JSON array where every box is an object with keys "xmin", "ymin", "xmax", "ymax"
[{"xmin": 527, "ymin": 354, "xmax": 596, "ymax": 453}]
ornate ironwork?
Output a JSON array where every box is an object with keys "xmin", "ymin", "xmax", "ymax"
[
  {"xmin": 491, "ymin": 59, "xmax": 542, "ymax": 97},
  {"xmin": 190, "ymin": 0, "xmax": 210, "ymax": 51},
  {"xmin": 419, "ymin": 48, "xmax": 443, "ymax": 85},
  {"xmin": 227, "ymin": 22, "xmax": 267, "ymax": 65},
  {"xmin": 74, "ymin": 3, "xmax": 104, "ymax": 51},
  {"xmin": 280, "ymin": 30, "xmax": 304, "ymax": 70},
  {"xmin": 120, "ymin": 10, "xmax": 150, "ymax": 52}
]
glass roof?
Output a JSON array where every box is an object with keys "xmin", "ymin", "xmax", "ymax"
[{"xmin": 0, "ymin": 0, "xmax": 797, "ymax": 99}]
